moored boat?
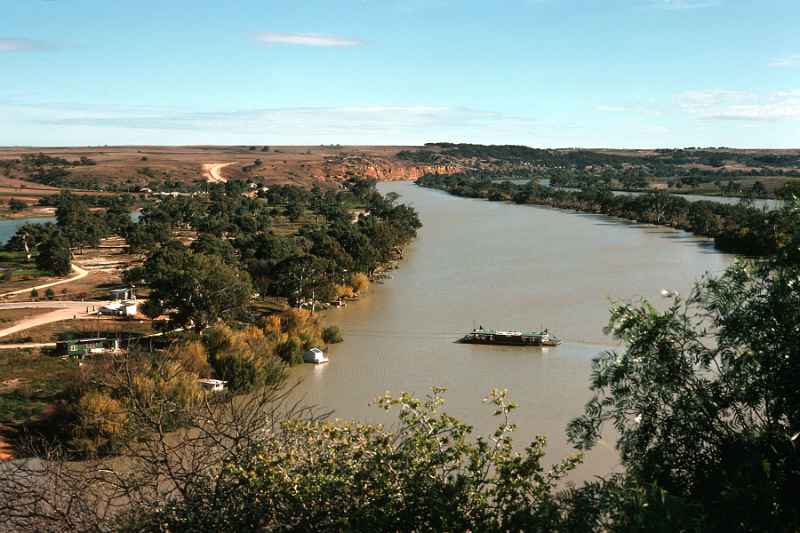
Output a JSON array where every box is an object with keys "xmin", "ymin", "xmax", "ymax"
[{"xmin": 458, "ymin": 326, "xmax": 561, "ymax": 347}]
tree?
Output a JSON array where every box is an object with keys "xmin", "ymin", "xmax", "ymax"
[
  {"xmin": 6, "ymin": 222, "xmax": 58, "ymax": 260},
  {"xmin": 190, "ymin": 233, "xmax": 238, "ymax": 264},
  {"xmin": 269, "ymin": 255, "xmax": 334, "ymax": 308},
  {"xmin": 322, "ymin": 325, "xmax": 343, "ymax": 343},
  {"xmin": 70, "ymin": 391, "xmax": 128, "ymax": 457},
  {"xmin": 55, "ymin": 192, "xmax": 106, "ymax": 249},
  {"xmin": 36, "ymin": 232, "xmax": 72, "ymax": 276},
  {"xmin": 138, "ymin": 247, "xmax": 253, "ymax": 330},
  {"xmin": 567, "ymin": 227, "xmax": 800, "ymax": 532},
  {"xmin": 9, "ymin": 198, "xmax": 27, "ymax": 212}
]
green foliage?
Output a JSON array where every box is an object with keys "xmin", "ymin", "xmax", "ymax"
[
  {"xmin": 44, "ymin": 287, "xmax": 55, "ymax": 300},
  {"xmin": 276, "ymin": 336, "xmax": 303, "ymax": 364},
  {"xmin": 55, "ymin": 191, "xmax": 108, "ymax": 248},
  {"xmin": 567, "ymin": 234, "xmax": 800, "ymax": 531},
  {"xmin": 8, "ymin": 198, "xmax": 27, "ymax": 212},
  {"xmin": 6, "ymin": 222, "xmax": 58, "ymax": 254},
  {"xmin": 121, "ymin": 388, "xmax": 582, "ymax": 532},
  {"xmin": 321, "ymin": 325, "xmax": 343, "ymax": 344},
  {"xmin": 203, "ymin": 325, "xmax": 286, "ymax": 392},
  {"xmin": 134, "ymin": 245, "xmax": 253, "ymax": 330},
  {"xmin": 35, "ymin": 232, "xmax": 71, "ymax": 276}
]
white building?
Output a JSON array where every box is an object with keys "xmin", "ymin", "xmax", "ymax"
[
  {"xmin": 303, "ymin": 347, "xmax": 329, "ymax": 364},
  {"xmin": 198, "ymin": 379, "xmax": 227, "ymax": 392}
]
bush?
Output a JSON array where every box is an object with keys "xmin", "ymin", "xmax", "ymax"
[
  {"xmin": 322, "ymin": 325, "xmax": 343, "ymax": 344},
  {"xmin": 30, "ymin": 288, "xmax": 38, "ymax": 299},
  {"xmin": 277, "ymin": 337, "xmax": 303, "ymax": 365},
  {"xmin": 203, "ymin": 324, "xmax": 285, "ymax": 392},
  {"xmin": 45, "ymin": 287, "xmax": 55, "ymax": 300},
  {"xmin": 70, "ymin": 390, "xmax": 128, "ymax": 457},
  {"xmin": 9, "ymin": 198, "xmax": 27, "ymax": 212},
  {"xmin": 351, "ymin": 272, "xmax": 369, "ymax": 294}
]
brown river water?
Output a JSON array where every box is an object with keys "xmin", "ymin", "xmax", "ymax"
[{"xmin": 291, "ymin": 181, "xmax": 734, "ymax": 481}]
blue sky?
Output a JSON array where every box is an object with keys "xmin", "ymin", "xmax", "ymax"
[{"xmin": 1, "ymin": 0, "xmax": 799, "ymax": 147}]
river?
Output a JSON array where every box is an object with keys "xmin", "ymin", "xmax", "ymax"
[{"xmin": 292, "ymin": 181, "xmax": 735, "ymax": 481}]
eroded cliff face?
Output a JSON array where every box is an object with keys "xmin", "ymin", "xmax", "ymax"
[
  {"xmin": 347, "ymin": 161, "xmax": 463, "ymax": 181},
  {"xmin": 279, "ymin": 153, "xmax": 464, "ymax": 185}
]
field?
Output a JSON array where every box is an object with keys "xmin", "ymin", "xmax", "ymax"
[
  {"xmin": 0, "ymin": 145, "xmax": 436, "ymax": 190},
  {"xmin": 0, "ymin": 317, "xmax": 156, "ymax": 344}
]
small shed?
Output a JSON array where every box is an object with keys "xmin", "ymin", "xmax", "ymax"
[
  {"xmin": 99, "ymin": 301, "xmax": 138, "ymax": 317},
  {"xmin": 303, "ymin": 347, "xmax": 329, "ymax": 365},
  {"xmin": 198, "ymin": 379, "xmax": 227, "ymax": 392},
  {"xmin": 56, "ymin": 338, "xmax": 120, "ymax": 357},
  {"xmin": 111, "ymin": 287, "xmax": 136, "ymax": 301}
]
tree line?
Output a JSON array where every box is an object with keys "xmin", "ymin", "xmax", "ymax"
[{"xmin": 418, "ymin": 172, "xmax": 798, "ymax": 256}]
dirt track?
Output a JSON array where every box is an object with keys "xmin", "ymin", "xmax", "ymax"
[
  {"xmin": 0, "ymin": 300, "xmax": 110, "ymax": 340},
  {"xmin": 202, "ymin": 162, "xmax": 234, "ymax": 183},
  {"xmin": 0, "ymin": 264, "xmax": 89, "ymax": 299}
]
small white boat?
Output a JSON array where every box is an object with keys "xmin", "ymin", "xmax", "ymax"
[{"xmin": 303, "ymin": 347, "xmax": 329, "ymax": 364}]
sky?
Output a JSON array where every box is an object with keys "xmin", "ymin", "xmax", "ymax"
[{"xmin": 1, "ymin": 0, "xmax": 799, "ymax": 148}]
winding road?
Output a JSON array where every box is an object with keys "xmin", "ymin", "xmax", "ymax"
[
  {"xmin": 0, "ymin": 300, "xmax": 111, "ymax": 342},
  {"xmin": 202, "ymin": 162, "xmax": 234, "ymax": 183},
  {"xmin": 0, "ymin": 264, "xmax": 89, "ymax": 299}
]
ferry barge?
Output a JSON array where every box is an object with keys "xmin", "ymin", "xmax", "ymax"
[{"xmin": 458, "ymin": 326, "xmax": 561, "ymax": 347}]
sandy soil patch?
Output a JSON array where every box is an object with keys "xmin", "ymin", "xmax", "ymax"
[{"xmin": 202, "ymin": 162, "xmax": 235, "ymax": 183}]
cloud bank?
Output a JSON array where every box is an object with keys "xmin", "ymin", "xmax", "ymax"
[
  {"xmin": 648, "ymin": 0, "xmax": 720, "ymax": 9},
  {"xmin": 677, "ymin": 90, "xmax": 800, "ymax": 121},
  {"xmin": 0, "ymin": 102, "xmax": 561, "ymax": 145},
  {"xmin": 769, "ymin": 55, "xmax": 800, "ymax": 69},
  {"xmin": 254, "ymin": 32, "xmax": 362, "ymax": 47},
  {"xmin": 0, "ymin": 38, "xmax": 49, "ymax": 52}
]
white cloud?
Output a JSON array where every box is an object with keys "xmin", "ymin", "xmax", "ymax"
[
  {"xmin": 595, "ymin": 104, "xmax": 664, "ymax": 116},
  {"xmin": 769, "ymin": 54, "xmax": 800, "ymax": 69},
  {"xmin": 0, "ymin": 38, "xmax": 49, "ymax": 52},
  {"xmin": 253, "ymin": 32, "xmax": 362, "ymax": 47},
  {"xmin": 676, "ymin": 89, "xmax": 800, "ymax": 121},
  {"xmin": 0, "ymin": 102, "xmax": 553, "ymax": 145},
  {"xmin": 648, "ymin": 0, "xmax": 720, "ymax": 9}
]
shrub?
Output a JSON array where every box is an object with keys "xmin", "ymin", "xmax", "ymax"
[
  {"xmin": 322, "ymin": 325, "xmax": 343, "ymax": 344},
  {"xmin": 351, "ymin": 272, "xmax": 369, "ymax": 294},
  {"xmin": 335, "ymin": 284, "xmax": 355, "ymax": 299},
  {"xmin": 30, "ymin": 288, "xmax": 38, "ymax": 299},
  {"xmin": 203, "ymin": 324, "xmax": 285, "ymax": 391},
  {"xmin": 167, "ymin": 340, "xmax": 211, "ymax": 377},
  {"xmin": 277, "ymin": 337, "xmax": 303, "ymax": 365},
  {"xmin": 9, "ymin": 198, "xmax": 27, "ymax": 212},
  {"xmin": 70, "ymin": 390, "xmax": 128, "ymax": 457},
  {"xmin": 45, "ymin": 287, "xmax": 55, "ymax": 300}
]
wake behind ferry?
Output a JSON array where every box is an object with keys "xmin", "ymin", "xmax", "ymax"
[{"xmin": 458, "ymin": 326, "xmax": 561, "ymax": 347}]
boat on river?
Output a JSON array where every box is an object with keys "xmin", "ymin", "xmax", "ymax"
[{"xmin": 458, "ymin": 326, "xmax": 561, "ymax": 347}]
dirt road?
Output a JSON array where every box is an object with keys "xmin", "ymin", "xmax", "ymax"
[
  {"xmin": 0, "ymin": 264, "xmax": 89, "ymax": 299},
  {"xmin": 0, "ymin": 300, "xmax": 110, "ymax": 340},
  {"xmin": 202, "ymin": 162, "xmax": 234, "ymax": 183}
]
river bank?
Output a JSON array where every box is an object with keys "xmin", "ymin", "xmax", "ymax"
[{"xmin": 418, "ymin": 173, "xmax": 792, "ymax": 256}]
